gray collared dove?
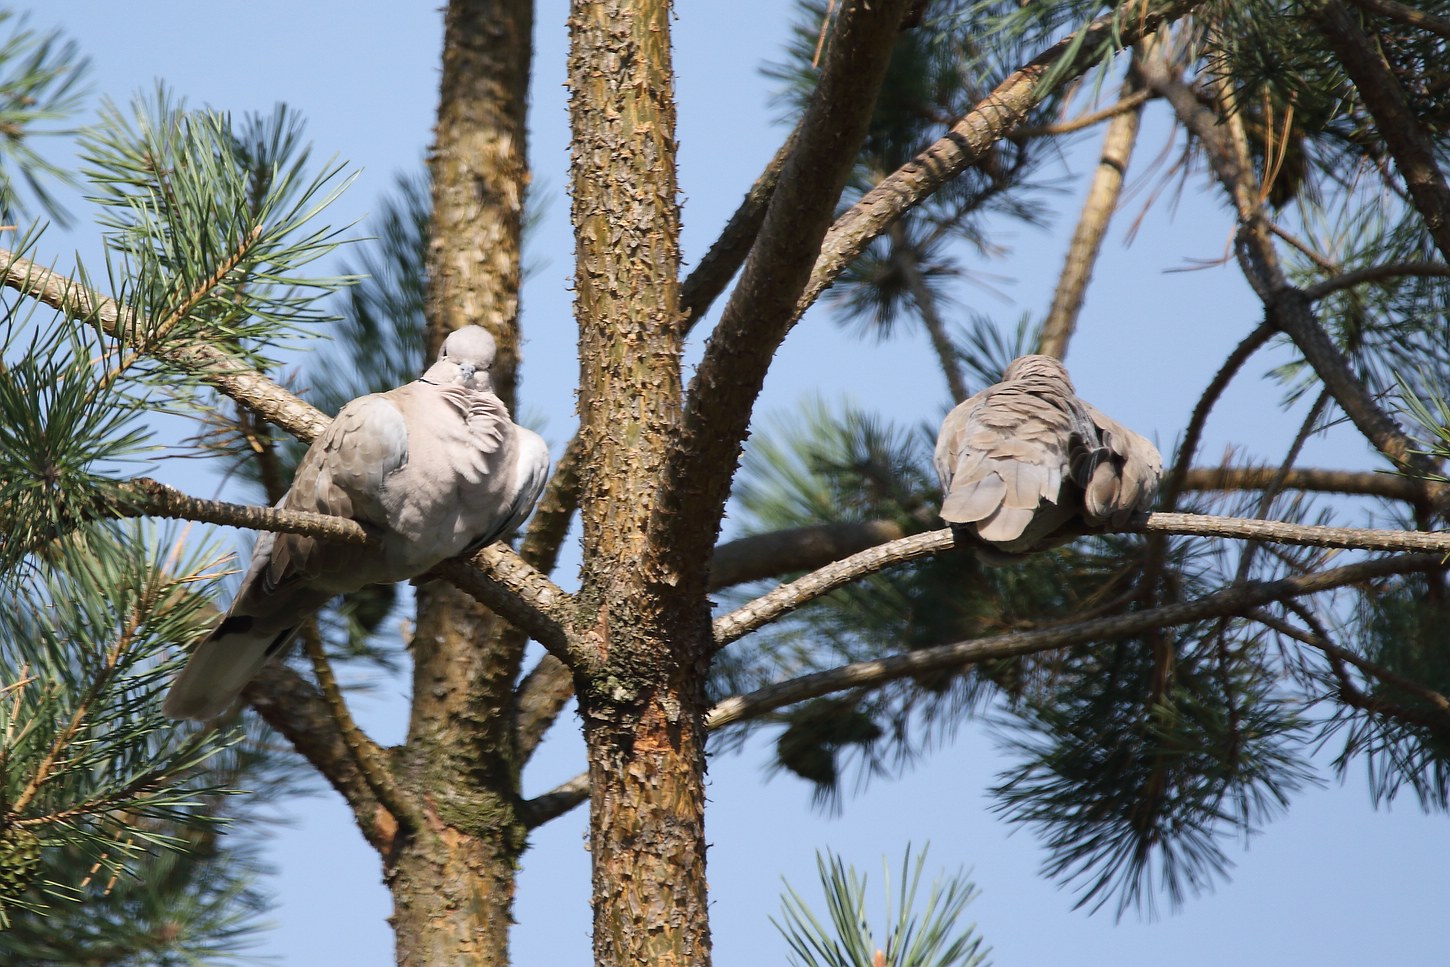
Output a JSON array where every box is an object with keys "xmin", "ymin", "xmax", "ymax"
[
  {"xmin": 934, "ymin": 354, "xmax": 1160, "ymax": 563},
  {"xmin": 163, "ymin": 326, "xmax": 550, "ymax": 720}
]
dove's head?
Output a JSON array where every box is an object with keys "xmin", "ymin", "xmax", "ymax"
[
  {"xmin": 423, "ymin": 326, "xmax": 497, "ymax": 391},
  {"xmin": 1001, "ymin": 354, "xmax": 1073, "ymax": 389}
]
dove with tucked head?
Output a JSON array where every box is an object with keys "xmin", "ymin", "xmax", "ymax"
[
  {"xmin": 164, "ymin": 326, "xmax": 550, "ymax": 720},
  {"xmin": 933, "ymin": 354, "xmax": 1160, "ymax": 563}
]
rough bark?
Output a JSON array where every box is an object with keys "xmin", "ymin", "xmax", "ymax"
[
  {"xmin": 565, "ymin": 0, "xmax": 712, "ymax": 963},
  {"xmin": 392, "ymin": 0, "xmax": 537, "ymax": 963}
]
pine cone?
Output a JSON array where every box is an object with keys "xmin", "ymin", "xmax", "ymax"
[{"xmin": 0, "ymin": 825, "xmax": 42, "ymax": 908}]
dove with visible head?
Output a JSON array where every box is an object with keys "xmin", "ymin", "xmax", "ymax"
[{"xmin": 164, "ymin": 326, "xmax": 550, "ymax": 720}]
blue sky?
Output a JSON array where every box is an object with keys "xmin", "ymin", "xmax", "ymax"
[{"xmin": 25, "ymin": 1, "xmax": 1450, "ymax": 964}]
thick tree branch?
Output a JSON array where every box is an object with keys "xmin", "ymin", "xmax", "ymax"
[
  {"xmin": 714, "ymin": 517, "xmax": 1450, "ymax": 647},
  {"xmin": 2, "ymin": 249, "xmax": 328, "ymax": 441},
  {"xmin": 1312, "ymin": 0, "xmax": 1450, "ymax": 260},
  {"xmin": 434, "ymin": 546, "xmax": 574, "ymax": 662},
  {"xmin": 653, "ymin": 0, "xmax": 912, "ymax": 581}
]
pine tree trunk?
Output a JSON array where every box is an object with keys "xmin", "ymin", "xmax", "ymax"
[
  {"xmin": 386, "ymin": 0, "xmax": 535, "ymax": 963},
  {"xmin": 579, "ymin": 639, "xmax": 714, "ymax": 966},
  {"xmin": 565, "ymin": 0, "xmax": 709, "ymax": 962}
]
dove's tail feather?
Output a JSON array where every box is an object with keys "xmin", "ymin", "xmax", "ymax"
[{"xmin": 163, "ymin": 619, "xmax": 299, "ymax": 720}]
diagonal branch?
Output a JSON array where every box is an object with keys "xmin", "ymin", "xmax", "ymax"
[
  {"xmin": 802, "ymin": 0, "xmax": 1206, "ymax": 319},
  {"xmin": 1312, "ymin": 0, "xmax": 1450, "ymax": 260},
  {"xmin": 1142, "ymin": 64, "xmax": 1444, "ymax": 492},
  {"xmin": 679, "ymin": 125, "xmax": 799, "ymax": 335},
  {"xmin": 652, "ymin": 0, "xmax": 913, "ymax": 581},
  {"xmin": 2, "ymin": 248, "xmax": 328, "ymax": 441},
  {"xmin": 1039, "ymin": 66, "xmax": 1146, "ymax": 360},
  {"xmin": 301, "ymin": 623, "xmax": 424, "ymax": 836},
  {"xmin": 244, "ymin": 662, "xmax": 398, "ymax": 854}
]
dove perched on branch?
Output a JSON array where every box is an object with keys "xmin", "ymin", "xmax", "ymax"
[
  {"xmin": 933, "ymin": 354, "xmax": 1160, "ymax": 563},
  {"xmin": 164, "ymin": 326, "xmax": 550, "ymax": 720}
]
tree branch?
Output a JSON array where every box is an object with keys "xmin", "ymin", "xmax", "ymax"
[
  {"xmin": 709, "ymin": 520, "xmax": 908, "ymax": 591},
  {"xmin": 2, "ymin": 248, "xmax": 328, "ymax": 441},
  {"xmin": 434, "ymin": 545, "xmax": 574, "ymax": 662},
  {"xmin": 526, "ymin": 551, "xmax": 1447, "ymax": 825},
  {"xmin": 1183, "ymin": 465, "xmax": 1425, "ymax": 503},
  {"xmin": 679, "ymin": 125, "xmax": 798, "ymax": 334},
  {"xmin": 301, "ymin": 623, "xmax": 424, "ymax": 836},
  {"xmin": 1344, "ymin": 0, "xmax": 1450, "ymax": 38},
  {"xmin": 801, "ymin": 0, "xmax": 1206, "ymax": 319},
  {"xmin": 244, "ymin": 662, "xmax": 398, "ymax": 854},
  {"xmin": 652, "ymin": 0, "xmax": 913, "ymax": 585},
  {"xmin": 708, "ymin": 553, "xmax": 1443, "ymax": 728},
  {"xmin": 713, "ymin": 517, "xmax": 1450, "ymax": 647},
  {"xmin": 1303, "ymin": 261, "xmax": 1450, "ymax": 301},
  {"xmin": 1143, "ymin": 63, "xmax": 1444, "ymax": 491},
  {"xmin": 1040, "ymin": 67, "xmax": 1146, "ymax": 359},
  {"xmin": 109, "ymin": 476, "xmax": 574, "ymax": 659},
  {"xmin": 1312, "ymin": 0, "xmax": 1450, "ymax": 260}
]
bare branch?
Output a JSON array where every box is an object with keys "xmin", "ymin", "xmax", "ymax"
[
  {"xmin": 1183, "ymin": 465, "xmax": 1425, "ymax": 503},
  {"xmin": 520, "ymin": 772, "xmax": 590, "ymax": 829},
  {"xmin": 708, "ymin": 553, "xmax": 1443, "ymax": 728},
  {"xmin": 434, "ymin": 545, "xmax": 574, "ymax": 663},
  {"xmin": 1040, "ymin": 67, "xmax": 1146, "ymax": 359},
  {"xmin": 802, "ymin": 0, "xmax": 1206, "ymax": 318},
  {"xmin": 1013, "ymin": 88, "xmax": 1153, "ymax": 139},
  {"xmin": 710, "ymin": 520, "xmax": 908, "ymax": 591},
  {"xmin": 680, "ymin": 126, "xmax": 798, "ymax": 334},
  {"xmin": 1, "ymin": 248, "xmax": 328, "ymax": 441},
  {"xmin": 301, "ymin": 623, "xmax": 424, "ymax": 835},
  {"xmin": 1143, "ymin": 63, "xmax": 1443, "ymax": 489},
  {"xmin": 1304, "ymin": 261, "xmax": 1450, "ymax": 301},
  {"xmin": 715, "ymin": 517, "xmax": 1450, "ymax": 646},
  {"xmin": 515, "ymin": 653, "xmax": 574, "ymax": 760},
  {"xmin": 114, "ymin": 477, "xmax": 375, "ymax": 545},
  {"xmin": 245, "ymin": 662, "xmax": 398, "ymax": 854},
  {"xmin": 529, "ymin": 550, "xmax": 1445, "ymax": 827}
]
